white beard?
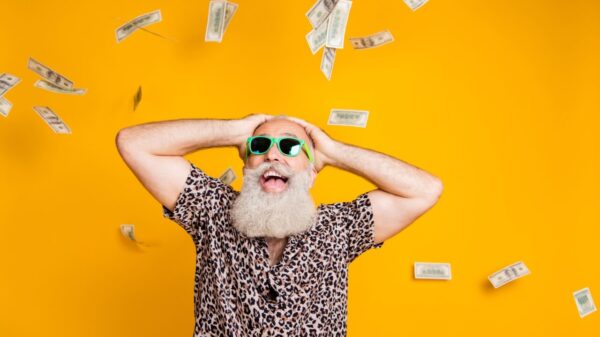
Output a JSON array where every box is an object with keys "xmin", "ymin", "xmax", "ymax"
[{"xmin": 231, "ymin": 162, "xmax": 317, "ymax": 239}]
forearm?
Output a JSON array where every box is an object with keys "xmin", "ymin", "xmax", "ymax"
[
  {"xmin": 117, "ymin": 118, "xmax": 245, "ymax": 156},
  {"xmin": 327, "ymin": 141, "xmax": 442, "ymax": 200}
]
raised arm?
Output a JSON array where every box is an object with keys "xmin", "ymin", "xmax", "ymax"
[
  {"xmin": 115, "ymin": 114, "xmax": 272, "ymax": 211},
  {"xmin": 286, "ymin": 116, "xmax": 443, "ymax": 244}
]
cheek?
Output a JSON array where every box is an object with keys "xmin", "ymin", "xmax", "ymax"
[
  {"xmin": 290, "ymin": 158, "xmax": 309, "ymax": 171},
  {"xmin": 247, "ymin": 156, "xmax": 262, "ymax": 168}
]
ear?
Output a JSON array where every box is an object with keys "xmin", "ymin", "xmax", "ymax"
[
  {"xmin": 239, "ymin": 141, "xmax": 248, "ymax": 159},
  {"xmin": 242, "ymin": 155, "xmax": 250, "ymax": 171},
  {"xmin": 309, "ymin": 164, "xmax": 317, "ymax": 188}
]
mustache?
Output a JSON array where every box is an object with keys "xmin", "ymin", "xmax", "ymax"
[{"xmin": 247, "ymin": 161, "xmax": 294, "ymax": 179}]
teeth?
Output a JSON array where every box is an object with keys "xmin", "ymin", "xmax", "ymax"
[{"xmin": 263, "ymin": 169, "xmax": 285, "ymax": 179}]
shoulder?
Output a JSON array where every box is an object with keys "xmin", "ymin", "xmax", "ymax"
[
  {"xmin": 317, "ymin": 192, "xmax": 371, "ymax": 216},
  {"xmin": 187, "ymin": 163, "xmax": 240, "ymax": 207}
]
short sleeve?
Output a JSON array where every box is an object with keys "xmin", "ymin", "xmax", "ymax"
[
  {"xmin": 161, "ymin": 163, "xmax": 232, "ymax": 242},
  {"xmin": 340, "ymin": 192, "xmax": 384, "ymax": 264}
]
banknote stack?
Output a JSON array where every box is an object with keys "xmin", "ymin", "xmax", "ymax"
[
  {"xmin": 573, "ymin": 287, "xmax": 596, "ymax": 318},
  {"xmin": 305, "ymin": 0, "xmax": 352, "ymax": 80},
  {"xmin": 219, "ymin": 167, "xmax": 236, "ymax": 185},
  {"xmin": 327, "ymin": 109, "xmax": 369, "ymax": 128},
  {"xmin": 0, "ymin": 73, "xmax": 20, "ymax": 117},
  {"xmin": 28, "ymin": 58, "xmax": 86, "ymax": 95},
  {"xmin": 403, "ymin": 0, "xmax": 429, "ymax": 11},
  {"xmin": 205, "ymin": 1, "xmax": 238, "ymax": 43},
  {"xmin": 488, "ymin": 261, "xmax": 530, "ymax": 288},
  {"xmin": 115, "ymin": 10, "xmax": 162, "ymax": 43},
  {"xmin": 414, "ymin": 262, "xmax": 452, "ymax": 280},
  {"xmin": 32, "ymin": 106, "xmax": 71, "ymax": 134}
]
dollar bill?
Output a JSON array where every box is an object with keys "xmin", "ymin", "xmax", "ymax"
[
  {"xmin": 219, "ymin": 167, "xmax": 236, "ymax": 185},
  {"xmin": 403, "ymin": 0, "xmax": 429, "ymax": 11},
  {"xmin": 0, "ymin": 97, "xmax": 12, "ymax": 117},
  {"xmin": 0, "ymin": 73, "xmax": 21, "ymax": 97},
  {"xmin": 488, "ymin": 261, "xmax": 530, "ymax": 288},
  {"xmin": 34, "ymin": 79, "xmax": 86, "ymax": 95},
  {"xmin": 574, "ymin": 287, "xmax": 597, "ymax": 318},
  {"xmin": 115, "ymin": 9, "xmax": 162, "ymax": 43},
  {"xmin": 223, "ymin": 2, "xmax": 238, "ymax": 34},
  {"xmin": 320, "ymin": 47, "xmax": 336, "ymax": 80},
  {"xmin": 33, "ymin": 106, "xmax": 71, "ymax": 134},
  {"xmin": 133, "ymin": 86, "xmax": 142, "ymax": 111},
  {"xmin": 328, "ymin": 109, "xmax": 369, "ymax": 127},
  {"xmin": 305, "ymin": 17, "xmax": 329, "ymax": 55},
  {"xmin": 350, "ymin": 30, "xmax": 394, "ymax": 50},
  {"xmin": 306, "ymin": 0, "xmax": 338, "ymax": 29},
  {"xmin": 28, "ymin": 58, "xmax": 73, "ymax": 89},
  {"xmin": 325, "ymin": 0, "xmax": 352, "ymax": 49},
  {"xmin": 120, "ymin": 224, "xmax": 137, "ymax": 241},
  {"xmin": 205, "ymin": 0, "xmax": 227, "ymax": 42},
  {"xmin": 414, "ymin": 262, "xmax": 452, "ymax": 280}
]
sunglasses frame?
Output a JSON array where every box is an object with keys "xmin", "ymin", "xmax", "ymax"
[{"xmin": 245, "ymin": 136, "xmax": 314, "ymax": 163}]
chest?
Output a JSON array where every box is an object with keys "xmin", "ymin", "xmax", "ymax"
[{"xmin": 266, "ymin": 238, "xmax": 287, "ymax": 266}]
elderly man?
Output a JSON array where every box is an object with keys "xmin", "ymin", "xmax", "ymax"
[{"xmin": 115, "ymin": 114, "xmax": 443, "ymax": 337}]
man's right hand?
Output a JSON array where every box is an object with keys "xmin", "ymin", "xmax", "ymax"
[
  {"xmin": 234, "ymin": 114, "xmax": 274, "ymax": 161},
  {"xmin": 115, "ymin": 114, "xmax": 274, "ymax": 212}
]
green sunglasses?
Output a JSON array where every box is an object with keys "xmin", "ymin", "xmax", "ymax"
[{"xmin": 246, "ymin": 136, "xmax": 314, "ymax": 163}]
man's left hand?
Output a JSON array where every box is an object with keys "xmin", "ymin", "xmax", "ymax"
[{"xmin": 285, "ymin": 116, "xmax": 338, "ymax": 172}]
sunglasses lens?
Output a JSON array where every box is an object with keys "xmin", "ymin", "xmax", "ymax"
[
  {"xmin": 279, "ymin": 138, "xmax": 302, "ymax": 156},
  {"xmin": 250, "ymin": 137, "xmax": 272, "ymax": 153}
]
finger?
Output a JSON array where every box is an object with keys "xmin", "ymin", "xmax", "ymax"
[
  {"xmin": 284, "ymin": 115, "xmax": 307, "ymax": 125},
  {"xmin": 287, "ymin": 117, "xmax": 318, "ymax": 133},
  {"xmin": 286, "ymin": 116, "xmax": 311, "ymax": 126}
]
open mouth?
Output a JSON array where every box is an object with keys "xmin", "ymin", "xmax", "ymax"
[{"xmin": 259, "ymin": 169, "xmax": 289, "ymax": 192}]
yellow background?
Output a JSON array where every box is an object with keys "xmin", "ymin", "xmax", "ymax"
[{"xmin": 1, "ymin": 0, "xmax": 599, "ymax": 336}]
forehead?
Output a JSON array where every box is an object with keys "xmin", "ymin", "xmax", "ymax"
[{"xmin": 253, "ymin": 119, "xmax": 308, "ymax": 140}]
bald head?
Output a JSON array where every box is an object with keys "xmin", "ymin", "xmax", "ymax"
[{"xmin": 253, "ymin": 117, "xmax": 314, "ymax": 150}]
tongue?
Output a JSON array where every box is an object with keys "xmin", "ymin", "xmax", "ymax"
[{"xmin": 263, "ymin": 177, "xmax": 287, "ymax": 190}]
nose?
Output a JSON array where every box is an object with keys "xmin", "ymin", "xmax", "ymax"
[{"xmin": 265, "ymin": 143, "xmax": 283, "ymax": 162}]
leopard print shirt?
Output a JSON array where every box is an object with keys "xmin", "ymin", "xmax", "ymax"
[{"xmin": 162, "ymin": 163, "xmax": 384, "ymax": 337}]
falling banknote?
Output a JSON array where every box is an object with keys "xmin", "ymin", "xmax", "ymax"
[
  {"xmin": 219, "ymin": 167, "xmax": 236, "ymax": 185},
  {"xmin": 350, "ymin": 30, "xmax": 395, "ymax": 50},
  {"xmin": 488, "ymin": 261, "xmax": 530, "ymax": 288},
  {"xmin": 320, "ymin": 47, "xmax": 336, "ymax": 80},
  {"xmin": 133, "ymin": 86, "xmax": 142, "ymax": 111},
  {"xmin": 403, "ymin": 0, "xmax": 429, "ymax": 11},
  {"xmin": 115, "ymin": 10, "xmax": 162, "ymax": 43},
  {"xmin": 34, "ymin": 79, "xmax": 86, "ymax": 95},
  {"xmin": 0, "ymin": 73, "xmax": 21, "ymax": 97},
  {"xmin": 325, "ymin": 0, "xmax": 352, "ymax": 49},
  {"xmin": 120, "ymin": 224, "xmax": 137, "ymax": 242},
  {"xmin": 33, "ymin": 106, "xmax": 71, "ymax": 134},
  {"xmin": 205, "ymin": 0, "xmax": 227, "ymax": 42},
  {"xmin": 28, "ymin": 58, "xmax": 73, "ymax": 89},
  {"xmin": 306, "ymin": 17, "xmax": 329, "ymax": 55},
  {"xmin": 573, "ymin": 287, "xmax": 597, "ymax": 318},
  {"xmin": 0, "ymin": 97, "xmax": 12, "ymax": 117},
  {"xmin": 328, "ymin": 109, "xmax": 369, "ymax": 128},
  {"xmin": 414, "ymin": 262, "xmax": 452, "ymax": 280},
  {"xmin": 306, "ymin": 0, "xmax": 337, "ymax": 29},
  {"xmin": 223, "ymin": 1, "xmax": 238, "ymax": 34}
]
